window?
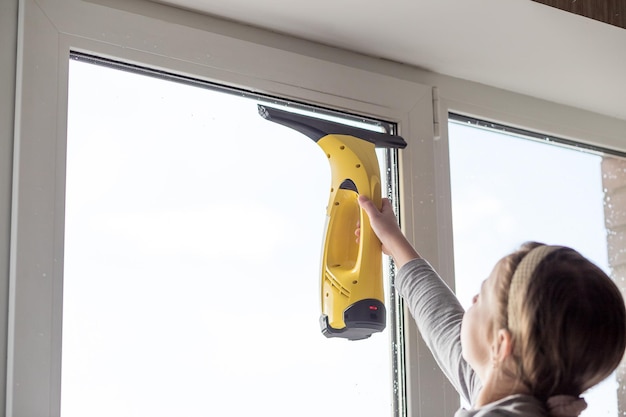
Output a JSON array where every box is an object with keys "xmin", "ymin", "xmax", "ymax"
[
  {"xmin": 10, "ymin": 4, "xmax": 433, "ymax": 415},
  {"xmin": 62, "ymin": 55, "xmax": 403, "ymax": 417},
  {"xmin": 448, "ymin": 114, "xmax": 624, "ymax": 416}
]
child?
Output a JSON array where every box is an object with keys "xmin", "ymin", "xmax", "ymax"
[{"xmin": 357, "ymin": 196, "xmax": 626, "ymax": 417}]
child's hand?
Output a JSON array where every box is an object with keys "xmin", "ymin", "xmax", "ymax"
[
  {"xmin": 356, "ymin": 197, "xmax": 400, "ymax": 254},
  {"xmin": 355, "ymin": 218, "xmax": 391, "ymax": 257},
  {"xmin": 357, "ymin": 195, "xmax": 420, "ymax": 268}
]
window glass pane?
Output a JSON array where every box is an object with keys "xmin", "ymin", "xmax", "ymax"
[
  {"xmin": 62, "ymin": 57, "xmax": 395, "ymax": 417},
  {"xmin": 449, "ymin": 116, "xmax": 620, "ymax": 416}
]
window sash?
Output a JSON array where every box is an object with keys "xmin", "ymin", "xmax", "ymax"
[{"xmin": 11, "ymin": 1, "xmax": 439, "ymax": 416}]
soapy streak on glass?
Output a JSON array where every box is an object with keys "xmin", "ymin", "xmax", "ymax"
[
  {"xmin": 62, "ymin": 58, "xmax": 394, "ymax": 417},
  {"xmin": 448, "ymin": 116, "xmax": 619, "ymax": 416}
]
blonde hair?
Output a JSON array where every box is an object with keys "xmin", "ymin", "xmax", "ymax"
[{"xmin": 493, "ymin": 242, "xmax": 626, "ymax": 401}]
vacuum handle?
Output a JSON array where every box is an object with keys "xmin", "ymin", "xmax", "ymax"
[{"xmin": 318, "ymin": 133, "xmax": 385, "ymax": 339}]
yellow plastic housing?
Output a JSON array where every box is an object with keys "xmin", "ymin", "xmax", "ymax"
[{"xmin": 318, "ymin": 134, "xmax": 384, "ymax": 333}]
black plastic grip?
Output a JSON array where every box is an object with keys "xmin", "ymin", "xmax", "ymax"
[{"xmin": 258, "ymin": 105, "xmax": 407, "ymax": 149}]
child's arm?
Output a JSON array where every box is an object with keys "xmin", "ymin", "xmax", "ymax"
[
  {"xmin": 396, "ymin": 259, "xmax": 478, "ymax": 406},
  {"xmin": 358, "ymin": 195, "xmax": 479, "ymax": 404}
]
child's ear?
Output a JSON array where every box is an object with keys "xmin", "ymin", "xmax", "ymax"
[{"xmin": 493, "ymin": 328, "xmax": 513, "ymax": 362}]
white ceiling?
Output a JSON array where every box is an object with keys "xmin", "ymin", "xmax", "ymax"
[{"xmin": 161, "ymin": 0, "xmax": 626, "ymax": 121}]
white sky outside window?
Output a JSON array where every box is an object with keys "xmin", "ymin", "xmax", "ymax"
[
  {"xmin": 449, "ymin": 119, "xmax": 618, "ymax": 416},
  {"xmin": 62, "ymin": 58, "xmax": 393, "ymax": 417}
]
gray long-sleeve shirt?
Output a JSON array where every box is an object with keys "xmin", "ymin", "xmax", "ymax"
[{"xmin": 396, "ymin": 258, "xmax": 547, "ymax": 416}]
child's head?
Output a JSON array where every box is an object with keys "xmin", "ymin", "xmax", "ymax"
[{"xmin": 492, "ymin": 242, "xmax": 626, "ymax": 400}]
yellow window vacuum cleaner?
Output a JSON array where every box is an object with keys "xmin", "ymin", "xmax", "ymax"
[{"xmin": 259, "ymin": 105, "xmax": 407, "ymax": 340}]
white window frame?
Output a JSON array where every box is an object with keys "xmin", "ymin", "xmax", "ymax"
[
  {"xmin": 8, "ymin": 0, "xmax": 626, "ymax": 416},
  {"xmin": 11, "ymin": 1, "xmax": 445, "ymax": 416}
]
